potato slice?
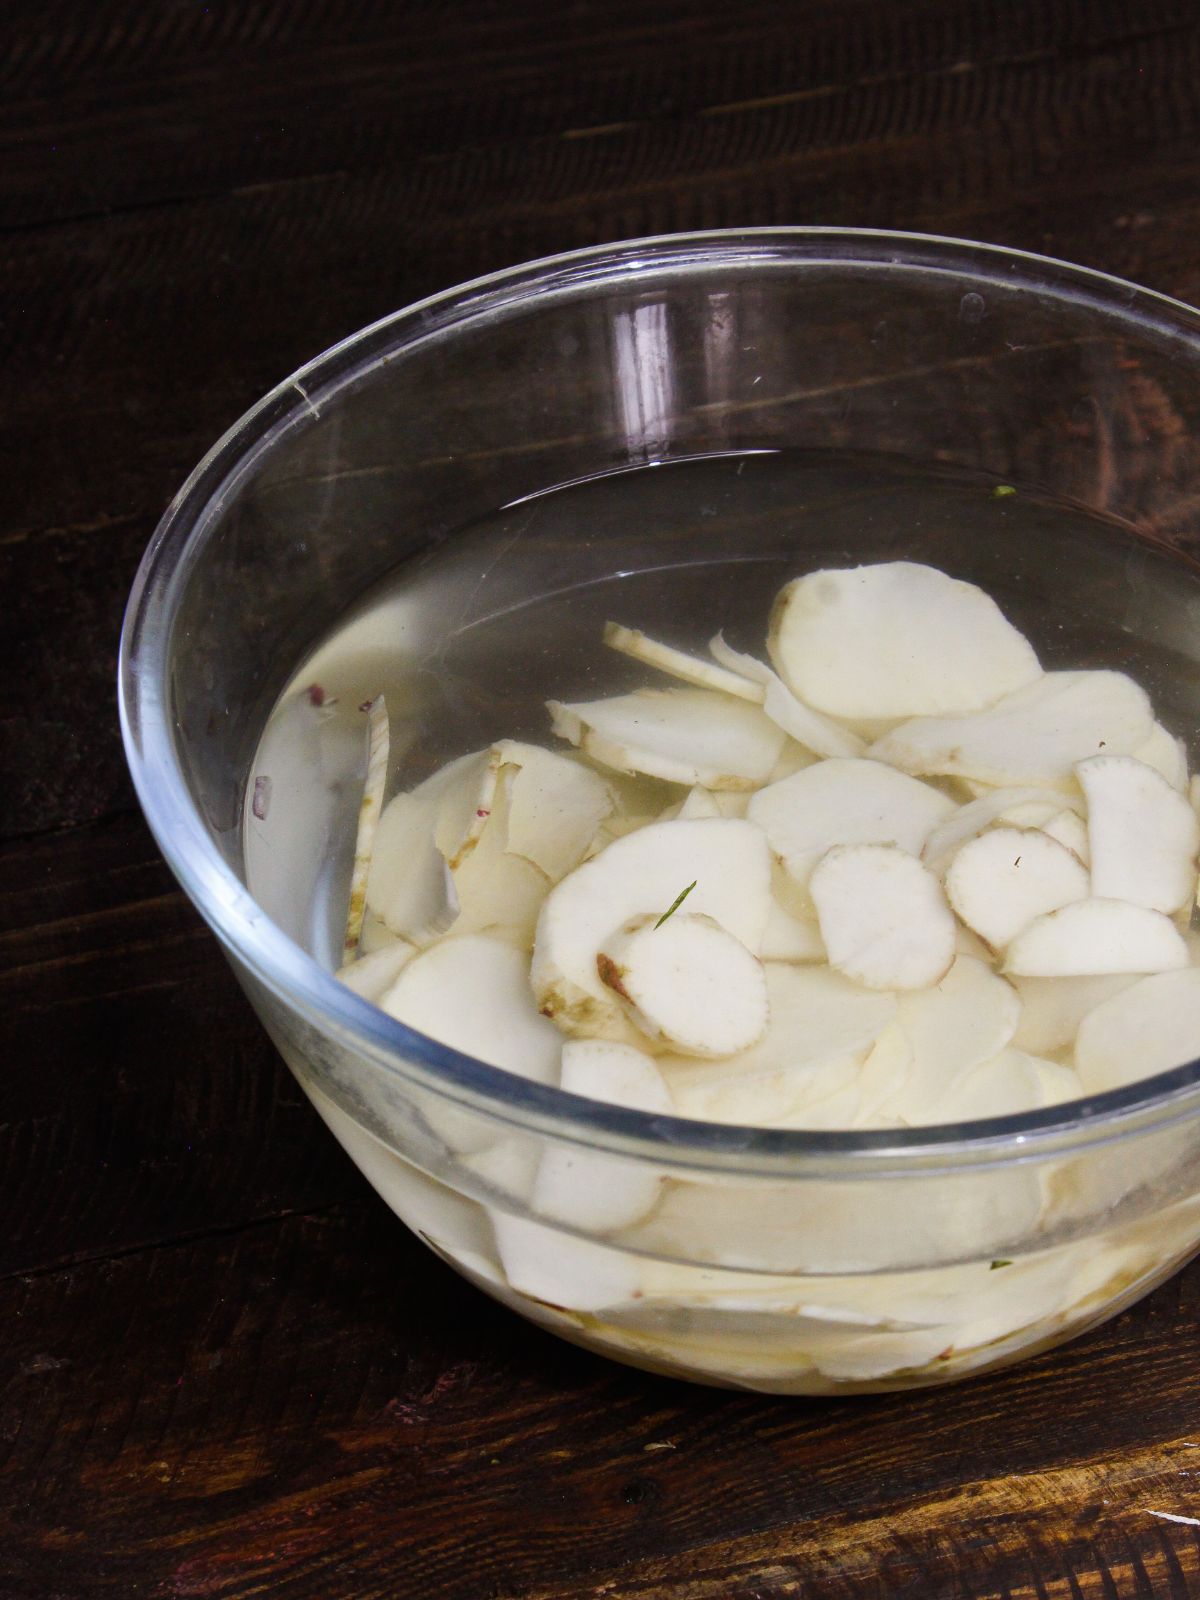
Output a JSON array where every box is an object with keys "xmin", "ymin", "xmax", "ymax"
[
  {"xmin": 747, "ymin": 757, "xmax": 956, "ymax": 891},
  {"xmin": 922, "ymin": 1046, "xmax": 1065, "ymax": 1125},
  {"xmin": 662, "ymin": 963, "xmax": 895, "ymax": 1123},
  {"xmin": 492, "ymin": 1213, "xmax": 644, "ymax": 1310},
  {"xmin": 1041, "ymin": 808, "xmax": 1090, "ymax": 865},
  {"xmin": 548, "ymin": 687, "xmax": 786, "ymax": 790},
  {"xmin": 1134, "ymin": 721, "xmax": 1188, "ymax": 791},
  {"xmin": 1078, "ymin": 755, "xmax": 1200, "ymax": 915},
  {"xmin": 490, "ymin": 740, "xmax": 613, "ymax": 883},
  {"xmin": 1004, "ymin": 898, "xmax": 1189, "ymax": 977},
  {"xmin": 342, "ymin": 695, "xmax": 390, "ymax": 962},
  {"xmin": 367, "ymin": 750, "xmax": 491, "ymax": 939},
  {"xmin": 1010, "ymin": 972, "xmax": 1138, "ymax": 1055},
  {"xmin": 667, "ymin": 1050, "xmax": 863, "ymax": 1126},
  {"xmin": 380, "ymin": 934, "xmax": 562, "ymax": 1084},
  {"xmin": 945, "ymin": 827, "xmax": 1090, "ymax": 950},
  {"xmin": 1075, "ymin": 968, "xmax": 1200, "ymax": 1093},
  {"xmin": 709, "ymin": 632, "xmax": 865, "ymax": 758},
  {"xmin": 675, "ymin": 785, "xmax": 723, "ymax": 821},
  {"xmin": 448, "ymin": 768, "xmax": 550, "ymax": 950},
  {"xmin": 891, "ymin": 956, "xmax": 1021, "ymax": 1123},
  {"xmin": 532, "ymin": 818, "xmax": 772, "ymax": 1039},
  {"xmin": 533, "ymin": 1040, "xmax": 674, "ymax": 1233},
  {"xmin": 761, "ymin": 896, "xmax": 826, "ymax": 962},
  {"xmin": 810, "ymin": 844, "xmax": 956, "ymax": 991},
  {"xmin": 597, "ymin": 912, "xmax": 769, "ymax": 1057},
  {"xmin": 603, "ymin": 621, "xmax": 762, "ymax": 700},
  {"xmin": 921, "ymin": 786, "xmax": 1065, "ymax": 878},
  {"xmin": 855, "ymin": 1022, "xmax": 915, "ymax": 1123},
  {"xmin": 335, "ymin": 940, "xmax": 416, "ymax": 1004},
  {"xmin": 768, "ymin": 561, "xmax": 1041, "ymax": 719},
  {"xmin": 871, "ymin": 671, "xmax": 1153, "ymax": 788}
]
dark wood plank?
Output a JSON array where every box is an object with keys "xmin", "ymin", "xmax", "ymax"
[
  {"xmin": 3, "ymin": 0, "xmax": 1193, "ymax": 229},
  {"xmin": 0, "ymin": 813, "xmax": 360, "ymax": 1275},
  {"xmin": 3, "ymin": 1200, "xmax": 1200, "ymax": 1599}
]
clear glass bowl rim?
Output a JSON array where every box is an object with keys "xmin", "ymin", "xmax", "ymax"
[{"xmin": 118, "ymin": 226, "xmax": 1200, "ymax": 1177}]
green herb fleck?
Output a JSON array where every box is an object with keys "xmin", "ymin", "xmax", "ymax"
[
  {"xmin": 989, "ymin": 1258, "xmax": 1013, "ymax": 1270},
  {"xmin": 655, "ymin": 880, "xmax": 697, "ymax": 930},
  {"xmin": 992, "ymin": 484, "xmax": 1017, "ymax": 498}
]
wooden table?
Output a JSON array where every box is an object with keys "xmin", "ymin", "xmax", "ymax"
[{"xmin": 7, "ymin": 3, "xmax": 1200, "ymax": 1594}]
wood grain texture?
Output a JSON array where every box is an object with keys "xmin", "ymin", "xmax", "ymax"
[{"xmin": 8, "ymin": 0, "xmax": 1200, "ymax": 1595}]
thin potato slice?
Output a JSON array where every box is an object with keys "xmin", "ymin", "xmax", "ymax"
[
  {"xmin": 662, "ymin": 963, "xmax": 896, "ymax": 1124},
  {"xmin": 945, "ymin": 827, "xmax": 1089, "ymax": 950},
  {"xmin": 921, "ymin": 786, "xmax": 1064, "ymax": 878},
  {"xmin": 492, "ymin": 740, "xmax": 613, "ymax": 883},
  {"xmin": 748, "ymin": 757, "xmax": 956, "ymax": 891},
  {"xmin": 871, "ymin": 671, "xmax": 1153, "ymax": 788},
  {"xmin": 368, "ymin": 750, "xmax": 490, "ymax": 941},
  {"xmin": 1133, "ymin": 721, "xmax": 1188, "ymax": 791},
  {"xmin": 709, "ymin": 632, "xmax": 865, "ymax": 758},
  {"xmin": 768, "ymin": 561, "xmax": 1042, "ymax": 719},
  {"xmin": 448, "ymin": 768, "xmax": 550, "ymax": 950},
  {"xmin": 532, "ymin": 818, "xmax": 773, "ymax": 1039},
  {"xmin": 1004, "ymin": 898, "xmax": 1189, "ymax": 977},
  {"xmin": 891, "ymin": 956, "xmax": 1021, "ymax": 1123},
  {"xmin": 1075, "ymin": 968, "xmax": 1200, "ymax": 1093},
  {"xmin": 1078, "ymin": 754, "xmax": 1200, "ymax": 915},
  {"xmin": 335, "ymin": 940, "xmax": 416, "ymax": 1003},
  {"xmin": 533, "ymin": 1040, "xmax": 674, "ymax": 1233},
  {"xmin": 597, "ymin": 912, "xmax": 770, "ymax": 1057},
  {"xmin": 548, "ymin": 687, "xmax": 786, "ymax": 790},
  {"xmin": 604, "ymin": 621, "xmax": 762, "ymax": 700},
  {"xmin": 1010, "ymin": 972, "xmax": 1139, "ymax": 1055},
  {"xmin": 810, "ymin": 844, "xmax": 956, "ymax": 991},
  {"xmin": 1041, "ymin": 808, "xmax": 1090, "ymax": 864},
  {"xmin": 342, "ymin": 694, "xmax": 390, "ymax": 963}
]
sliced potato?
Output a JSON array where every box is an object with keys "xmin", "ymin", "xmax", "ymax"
[
  {"xmin": 810, "ymin": 844, "xmax": 956, "ymax": 991},
  {"xmin": 343, "ymin": 694, "xmax": 390, "ymax": 962},
  {"xmin": 1004, "ymin": 898, "xmax": 1189, "ymax": 977},
  {"xmin": 891, "ymin": 956, "xmax": 1021, "ymax": 1123},
  {"xmin": 1078, "ymin": 754, "xmax": 1200, "ymax": 915},
  {"xmin": 597, "ymin": 912, "xmax": 769, "ymax": 1058},
  {"xmin": 922, "ymin": 1046, "xmax": 1066, "ymax": 1125},
  {"xmin": 492, "ymin": 1213, "xmax": 644, "ymax": 1310},
  {"xmin": 1041, "ymin": 808, "xmax": 1090, "ymax": 865},
  {"xmin": 533, "ymin": 1040, "xmax": 674, "ymax": 1233},
  {"xmin": 335, "ymin": 940, "xmax": 416, "ymax": 1003},
  {"xmin": 945, "ymin": 827, "xmax": 1089, "ymax": 950},
  {"xmin": 871, "ymin": 671, "xmax": 1154, "ymax": 789},
  {"xmin": 670, "ymin": 785, "xmax": 719, "ymax": 821},
  {"xmin": 1010, "ymin": 972, "xmax": 1139, "ymax": 1055},
  {"xmin": 532, "ymin": 818, "xmax": 772, "ymax": 1039},
  {"xmin": 604, "ymin": 621, "xmax": 762, "ymax": 700},
  {"xmin": 747, "ymin": 757, "xmax": 956, "ymax": 891},
  {"xmin": 548, "ymin": 687, "xmax": 786, "ymax": 790},
  {"xmin": 368, "ymin": 750, "xmax": 490, "ymax": 940},
  {"xmin": 1134, "ymin": 721, "xmax": 1188, "ymax": 791},
  {"xmin": 663, "ymin": 963, "xmax": 895, "ymax": 1123},
  {"xmin": 760, "ymin": 897, "xmax": 826, "ymax": 963},
  {"xmin": 492, "ymin": 740, "xmax": 613, "ymax": 882},
  {"xmin": 448, "ymin": 769, "xmax": 550, "ymax": 950},
  {"xmin": 768, "ymin": 561, "xmax": 1042, "ymax": 719},
  {"xmin": 381, "ymin": 934, "xmax": 562, "ymax": 1084},
  {"xmin": 709, "ymin": 632, "xmax": 865, "ymax": 758},
  {"xmin": 1075, "ymin": 968, "xmax": 1200, "ymax": 1093},
  {"xmin": 855, "ymin": 1022, "xmax": 915, "ymax": 1123},
  {"xmin": 921, "ymin": 786, "xmax": 1062, "ymax": 878}
]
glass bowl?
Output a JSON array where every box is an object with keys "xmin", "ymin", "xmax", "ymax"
[{"xmin": 120, "ymin": 229, "xmax": 1200, "ymax": 1394}]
